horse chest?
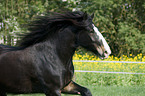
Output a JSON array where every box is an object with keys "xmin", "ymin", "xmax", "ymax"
[{"xmin": 63, "ymin": 62, "xmax": 74, "ymax": 86}]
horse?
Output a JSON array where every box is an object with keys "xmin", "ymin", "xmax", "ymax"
[{"xmin": 0, "ymin": 11, "xmax": 111, "ymax": 96}]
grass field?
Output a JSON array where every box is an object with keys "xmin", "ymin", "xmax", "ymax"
[
  {"xmin": 8, "ymin": 53, "xmax": 145, "ymax": 96},
  {"xmin": 8, "ymin": 86, "xmax": 145, "ymax": 96},
  {"xmin": 8, "ymin": 72, "xmax": 145, "ymax": 96}
]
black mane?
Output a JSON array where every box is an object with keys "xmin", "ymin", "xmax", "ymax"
[{"xmin": 19, "ymin": 11, "xmax": 89, "ymax": 48}]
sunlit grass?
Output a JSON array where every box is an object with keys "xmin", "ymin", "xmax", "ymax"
[
  {"xmin": 73, "ymin": 53, "xmax": 145, "ymax": 73},
  {"xmin": 73, "ymin": 53, "xmax": 145, "ymax": 86}
]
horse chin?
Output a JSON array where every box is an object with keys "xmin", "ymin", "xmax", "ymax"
[
  {"xmin": 94, "ymin": 51, "xmax": 109, "ymax": 60},
  {"xmin": 99, "ymin": 52, "xmax": 111, "ymax": 59},
  {"xmin": 93, "ymin": 51, "xmax": 104, "ymax": 60},
  {"xmin": 98, "ymin": 56, "xmax": 105, "ymax": 60}
]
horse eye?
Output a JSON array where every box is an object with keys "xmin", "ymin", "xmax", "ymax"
[
  {"xmin": 90, "ymin": 29, "xmax": 94, "ymax": 33},
  {"xmin": 88, "ymin": 28, "xmax": 93, "ymax": 33},
  {"xmin": 89, "ymin": 33, "xmax": 94, "ymax": 36}
]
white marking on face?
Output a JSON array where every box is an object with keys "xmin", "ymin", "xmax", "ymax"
[{"xmin": 92, "ymin": 24, "xmax": 111, "ymax": 57}]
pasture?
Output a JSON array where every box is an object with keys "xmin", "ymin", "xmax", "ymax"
[
  {"xmin": 8, "ymin": 86, "xmax": 145, "ymax": 96},
  {"xmin": 8, "ymin": 53, "xmax": 145, "ymax": 96},
  {"xmin": 73, "ymin": 53, "xmax": 145, "ymax": 86}
]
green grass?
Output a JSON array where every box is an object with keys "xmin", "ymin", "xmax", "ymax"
[
  {"xmin": 74, "ymin": 72, "xmax": 145, "ymax": 86},
  {"xmin": 87, "ymin": 85, "xmax": 145, "ymax": 96},
  {"xmin": 8, "ymin": 86, "xmax": 145, "ymax": 96},
  {"xmin": 7, "ymin": 62, "xmax": 145, "ymax": 96},
  {"xmin": 7, "ymin": 72, "xmax": 145, "ymax": 96}
]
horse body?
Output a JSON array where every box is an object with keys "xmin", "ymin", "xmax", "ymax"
[
  {"xmin": 0, "ymin": 29, "xmax": 75, "ymax": 95},
  {"xmin": 0, "ymin": 11, "xmax": 111, "ymax": 96}
]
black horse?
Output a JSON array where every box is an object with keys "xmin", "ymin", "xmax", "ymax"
[{"xmin": 0, "ymin": 11, "xmax": 111, "ymax": 96}]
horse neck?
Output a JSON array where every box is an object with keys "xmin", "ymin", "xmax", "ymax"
[
  {"xmin": 32, "ymin": 38, "xmax": 76, "ymax": 65},
  {"xmin": 54, "ymin": 27, "xmax": 77, "ymax": 64},
  {"xmin": 56, "ymin": 44, "xmax": 76, "ymax": 64},
  {"xmin": 57, "ymin": 39, "xmax": 76, "ymax": 64},
  {"xmin": 30, "ymin": 26, "xmax": 78, "ymax": 65}
]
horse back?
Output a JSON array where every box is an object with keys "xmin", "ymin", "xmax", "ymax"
[
  {"xmin": 0, "ymin": 44, "xmax": 21, "ymax": 54},
  {"xmin": 0, "ymin": 49, "xmax": 37, "ymax": 93}
]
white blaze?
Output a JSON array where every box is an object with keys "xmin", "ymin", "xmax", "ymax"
[{"xmin": 93, "ymin": 24, "xmax": 111, "ymax": 57}]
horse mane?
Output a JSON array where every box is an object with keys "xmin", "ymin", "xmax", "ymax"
[{"xmin": 19, "ymin": 11, "xmax": 89, "ymax": 48}]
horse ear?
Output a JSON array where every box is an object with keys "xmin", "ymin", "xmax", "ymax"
[
  {"xmin": 91, "ymin": 13, "xmax": 94, "ymax": 19},
  {"xmin": 83, "ymin": 11, "xmax": 88, "ymax": 20}
]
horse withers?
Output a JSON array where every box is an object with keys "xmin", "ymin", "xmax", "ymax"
[{"xmin": 0, "ymin": 11, "xmax": 111, "ymax": 96}]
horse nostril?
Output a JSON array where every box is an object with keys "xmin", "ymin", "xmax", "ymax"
[{"xmin": 105, "ymin": 51, "xmax": 108, "ymax": 54}]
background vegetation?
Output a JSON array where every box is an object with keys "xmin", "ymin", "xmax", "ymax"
[{"xmin": 0, "ymin": 0, "xmax": 145, "ymax": 57}]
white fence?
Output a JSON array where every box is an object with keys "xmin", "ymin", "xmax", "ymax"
[{"xmin": 73, "ymin": 60, "xmax": 145, "ymax": 75}]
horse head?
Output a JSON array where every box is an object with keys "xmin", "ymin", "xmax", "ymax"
[{"xmin": 75, "ymin": 12, "xmax": 111, "ymax": 59}]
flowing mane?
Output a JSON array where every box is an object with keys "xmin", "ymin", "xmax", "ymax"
[{"xmin": 19, "ymin": 11, "xmax": 89, "ymax": 48}]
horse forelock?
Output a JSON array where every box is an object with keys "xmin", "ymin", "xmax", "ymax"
[{"xmin": 19, "ymin": 11, "xmax": 90, "ymax": 48}]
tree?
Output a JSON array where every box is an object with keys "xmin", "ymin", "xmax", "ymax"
[
  {"xmin": 0, "ymin": 0, "xmax": 70, "ymax": 45},
  {"xmin": 78, "ymin": 0, "xmax": 145, "ymax": 56}
]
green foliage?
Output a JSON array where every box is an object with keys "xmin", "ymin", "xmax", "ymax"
[
  {"xmin": 80, "ymin": 0, "xmax": 145, "ymax": 56},
  {"xmin": 118, "ymin": 22, "xmax": 145, "ymax": 55},
  {"xmin": 0, "ymin": 0, "xmax": 145, "ymax": 56}
]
